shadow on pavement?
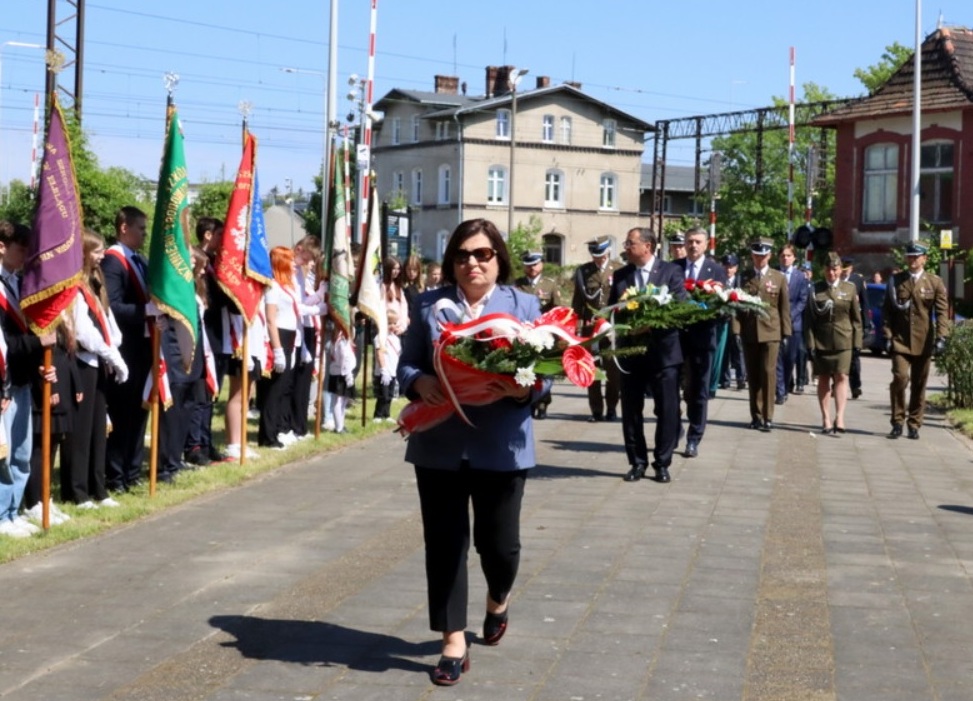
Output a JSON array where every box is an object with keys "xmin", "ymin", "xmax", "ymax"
[
  {"xmin": 939, "ymin": 505, "xmax": 973, "ymax": 516},
  {"xmin": 209, "ymin": 615, "xmax": 436, "ymax": 672},
  {"xmin": 531, "ymin": 462, "xmax": 621, "ymax": 479}
]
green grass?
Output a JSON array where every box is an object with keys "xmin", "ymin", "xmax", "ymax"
[
  {"xmin": 0, "ymin": 396, "xmax": 407, "ymax": 564},
  {"xmin": 928, "ymin": 393, "xmax": 973, "ymax": 439}
]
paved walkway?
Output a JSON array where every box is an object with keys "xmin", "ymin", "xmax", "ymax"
[{"xmin": 2, "ymin": 355, "xmax": 973, "ymax": 701}]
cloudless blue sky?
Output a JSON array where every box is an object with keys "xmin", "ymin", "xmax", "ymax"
[{"xmin": 1, "ymin": 1, "xmax": 968, "ymax": 197}]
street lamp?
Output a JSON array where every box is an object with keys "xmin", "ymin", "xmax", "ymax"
[
  {"xmin": 507, "ymin": 67, "xmax": 529, "ymax": 237},
  {"xmin": 0, "ymin": 41, "xmax": 46, "ymax": 199}
]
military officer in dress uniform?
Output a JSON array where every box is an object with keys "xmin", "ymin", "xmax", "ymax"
[
  {"xmin": 571, "ymin": 236, "xmax": 622, "ymax": 422},
  {"xmin": 516, "ymin": 251, "xmax": 561, "ymax": 419},
  {"xmin": 882, "ymin": 242, "xmax": 949, "ymax": 440},
  {"xmin": 735, "ymin": 237, "xmax": 791, "ymax": 431},
  {"xmin": 667, "ymin": 231, "xmax": 687, "ymax": 261}
]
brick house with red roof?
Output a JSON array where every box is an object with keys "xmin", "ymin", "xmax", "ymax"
[{"xmin": 814, "ymin": 26, "xmax": 973, "ymax": 275}]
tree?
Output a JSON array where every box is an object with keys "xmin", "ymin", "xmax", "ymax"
[
  {"xmin": 507, "ymin": 214, "xmax": 543, "ymax": 267},
  {"xmin": 709, "ymin": 82, "xmax": 837, "ymax": 257},
  {"xmin": 0, "ymin": 114, "xmax": 149, "ymax": 235},
  {"xmin": 854, "ymin": 42, "xmax": 912, "ymax": 94},
  {"xmin": 191, "ymin": 180, "xmax": 234, "ymax": 221}
]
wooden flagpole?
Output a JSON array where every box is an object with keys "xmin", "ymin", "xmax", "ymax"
[
  {"xmin": 240, "ymin": 334, "xmax": 250, "ymax": 465},
  {"xmin": 148, "ymin": 325, "xmax": 160, "ymax": 497},
  {"xmin": 40, "ymin": 347, "xmax": 52, "ymax": 529}
]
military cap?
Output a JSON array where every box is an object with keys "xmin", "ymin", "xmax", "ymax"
[
  {"xmin": 840, "ymin": 256, "xmax": 855, "ymax": 267},
  {"xmin": 586, "ymin": 236, "xmax": 611, "ymax": 256},
  {"xmin": 800, "ymin": 261, "xmax": 813, "ymax": 271},
  {"xmin": 669, "ymin": 232, "xmax": 686, "ymax": 246},
  {"xmin": 749, "ymin": 237, "xmax": 774, "ymax": 255},
  {"xmin": 826, "ymin": 252, "xmax": 843, "ymax": 268},
  {"xmin": 721, "ymin": 253, "xmax": 739, "ymax": 266},
  {"xmin": 521, "ymin": 251, "xmax": 543, "ymax": 266},
  {"xmin": 904, "ymin": 242, "xmax": 928, "ymax": 257}
]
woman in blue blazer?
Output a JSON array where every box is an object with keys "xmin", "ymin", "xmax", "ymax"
[{"xmin": 398, "ymin": 218, "xmax": 550, "ymax": 686}]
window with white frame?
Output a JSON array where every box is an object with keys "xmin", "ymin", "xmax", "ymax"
[
  {"xmin": 602, "ymin": 118, "xmax": 617, "ymax": 148},
  {"xmin": 391, "ymin": 117, "xmax": 401, "ymax": 145},
  {"xmin": 412, "ymin": 115, "xmax": 421, "ymax": 142},
  {"xmin": 496, "ymin": 110, "xmax": 511, "ymax": 139},
  {"xmin": 435, "ymin": 121, "xmax": 451, "ymax": 140},
  {"xmin": 438, "ymin": 164, "xmax": 451, "ymax": 205},
  {"xmin": 919, "ymin": 140, "xmax": 954, "ymax": 225},
  {"xmin": 544, "ymin": 170, "xmax": 563, "ymax": 207},
  {"xmin": 393, "ymin": 171, "xmax": 404, "ymax": 199},
  {"xmin": 542, "ymin": 114, "xmax": 554, "ymax": 143},
  {"xmin": 862, "ymin": 143, "xmax": 898, "ymax": 224},
  {"xmin": 560, "ymin": 116, "xmax": 572, "ymax": 145},
  {"xmin": 411, "ymin": 168, "xmax": 423, "ymax": 205},
  {"xmin": 487, "ymin": 166, "xmax": 507, "ymax": 203},
  {"xmin": 599, "ymin": 173, "xmax": 617, "ymax": 210}
]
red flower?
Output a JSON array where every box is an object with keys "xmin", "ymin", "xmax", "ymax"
[
  {"xmin": 535, "ymin": 306, "xmax": 577, "ymax": 334},
  {"xmin": 685, "ymin": 279, "xmax": 696, "ymax": 292},
  {"xmin": 561, "ymin": 345, "xmax": 597, "ymax": 388},
  {"xmin": 489, "ymin": 337, "xmax": 513, "ymax": 351},
  {"xmin": 729, "ymin": 290, "xmax": 740, "ymax": 302}
]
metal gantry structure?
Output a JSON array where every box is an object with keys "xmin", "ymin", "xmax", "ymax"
[
  {"xmin": 648, "ymin": 97, "xmax": 863, "ymax": 236},
  {"xmin": 45, "ymin": 0, "xmax": 85, "ymax": 120}
]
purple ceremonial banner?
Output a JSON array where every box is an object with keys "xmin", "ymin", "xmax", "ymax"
[{"xmin": 22, "ymin": 97, "xmax": 84, "ymax": 335}]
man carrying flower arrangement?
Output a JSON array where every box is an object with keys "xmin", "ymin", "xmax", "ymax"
[
  {"xmin": 674, "ymin": 227, "xmax": 727, "ymax": 458},
  {"xmin": 515, "ymin": 251, "xmax": 561, "ymax": 419},
  {"xmin": 735, "ymin": 237, "xmax": 791, "ymax": 431},
  {"xmin": 607, "ymin": 227, "xmax": 689, "ymax": 484}
]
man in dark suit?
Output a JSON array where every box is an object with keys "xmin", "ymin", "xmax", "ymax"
[
  {"xmin": 102, "ymin": 206, "xmax": 152, "ymax": 492},
  {"xmin": 841, "ymin": 257, "xmax": 869, "ymax": 399},
  {"xmin": 736, "ymin": 237, "xmax": 791, "ymax": 431},
  {"xmin": 675, "ymin": 227, "xmax": 727, "ymax": 458},
  {"xmin": 775, "ymin": 244, "xmax": 809, "ymax": 403},
  {"xmin": 719, "ymin": 253, "xmax": 747, "ymax": 390},
  {"xmin": 608, "ymin": 227, "xmax": 688, "ymax": 484}
]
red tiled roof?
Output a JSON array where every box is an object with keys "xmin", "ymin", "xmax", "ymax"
[{"xmin": 814, "ymin": 26, "xmax": 973, "ymax": 125}]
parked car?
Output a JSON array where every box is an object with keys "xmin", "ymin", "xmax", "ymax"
[{"xmin": 863, "ymin": 282, "xmax": 886, "ymax": 354}]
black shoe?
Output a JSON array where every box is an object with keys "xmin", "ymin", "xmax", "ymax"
[
  {"xmin": 888, "ymin": 424, "xmax": 903, "ymax": 439},
  {"xmin": 719, "ymin": 383, "xmax": 730, "ymax": 390},
  {"xmin": 908, "ymin": 427, "xmax": 919, "ymax": 440},
  {"xmin": 794, "ymin": 385, "xmax": 805, "ymax": 394},
  {"xmin": 588, "ymin": 414, "xmax": 603, "ymax": 423},
  {"xmin": 775, "ymin": 396, "xmax": 787, "ymax": 405},
  {"xmin": 624, "ymin": 464, "xmax": 647, "ymax": 482},
  {"xmin": 737, "ymin": 381, "xmax": 747, "ymax": 390},
  {"xmin": 852, "ymin": 388, "xmax": 862, "ymax": 399},
  {"xmin": 184, "ymin": 448, "xmax": 211, "ymax": 467},
  {"xmin": 760, "ymin": 421, "xmax": 773, "ymax": 432},
  {"xmin": 432, "ymin": 650, "xmax": 470, "ymax": 686},
  {"xmin": 534, "ymin": 406, "xmax": 547, "ymax": 420},
  {"xmin": 606, "ymin": 410, "xmax": 617, "ymax": 421},
  {"xmin": 683, "ymin": 441, "xmax": 699, "ymax": 458},
  {"xmin": 208, "ymin": 447, "xmax": 230, "ymax": 462},
  {"xmin": 483, "ymin": 609, "xmax": 509, "ymax": 645},
  {"xmin": 748, "ymin": 420, "xmax": 761, "ymax": 430},
  {"xmin": 651, "ymin": 461, "xmax": 671, "ymax": 483}
]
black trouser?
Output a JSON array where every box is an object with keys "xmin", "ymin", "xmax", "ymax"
[
  {"xmin": 105, "ymin": 347, "xmax": 151, "ymax": 490},
  {"xmin": 187, "ymin": 353, "xmax": 228, "ymax": 454},
  {"xmin": 290, "ymin": 327, "xmax": 316, "ymax": 436},
  {"xmin": 64, "ymin": 360, "xmax": 109, "ymax": 503},
  {"xmin": 682, "ymin": 329, "xmax": 717, "ymax": 443},
  {"xmin": 24, "ymin": 432, "xmax": 69, "ymax": 509},
  {"xmin": 159, "ymin": 381, "xmax": 198, "ymax": 477},
  {"xmin": 414, "ymin": 463, "xmax": 527, "ymax": 633},
  {"xmin": 373, "ymin": 377, "xmax": 395, "ymax": 418},
  {"xmin": 258, "ymin": 329, "xmax": 296, "ymax": 445},
  {"xmin": 620, "ymin": 359, "xmax": 681, "ymax": 468}
]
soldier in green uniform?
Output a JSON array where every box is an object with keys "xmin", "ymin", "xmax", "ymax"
[
  {"xmin": 571, "ymin": 236, "xmax": 622, "ymax": 422},
  {"xmin": 735, "ymin": 237, "xmax": 791, "ymax": 431},
  {"xmin": 882, "ymin": 242, "xmax": 950, "ymax": 440},
  {"xmin": 805, "ymin": 252, "xmax": 862, "ymax": 434},
  {"xmin": 516, "ymin": 251, "xmax": 561, "ymax": 419}
]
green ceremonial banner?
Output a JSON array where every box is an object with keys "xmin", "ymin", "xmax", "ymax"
[
  {"xmin": 148, "ymin": 106, "xmax": 198, "ymax": 371},
  {"xmin": 326, "ymin": 141, "xmax": 353, "ymax": 338}
]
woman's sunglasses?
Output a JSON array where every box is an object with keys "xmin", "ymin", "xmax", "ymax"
[{"xmin": 454, "ymin": 247, "xmax": 497, "ymax": 263}]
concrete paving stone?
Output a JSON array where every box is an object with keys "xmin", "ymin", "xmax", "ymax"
[
  {"xmin": 689, "ymin": 553, "xmax": 763, "ymax": 574},
  {"xmin": 834, "ymin": 670, "xmax": 933, "ymax": 700},
  {"xmin": 582, "ymin": 608, "xmax": 671, "ymax": 637},
  {"xmin": 644, "ymin": 647, "xmax": 747, "ymax": 697},
  {"xmin": 554, "ymin": 629, "xmax": 653, "ymax": 654},
  {"xmin": 682, "ymin": 565, "xmax": 760, "ymax": 600}
]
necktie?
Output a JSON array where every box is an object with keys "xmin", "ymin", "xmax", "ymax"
[
  {"xmin": 133, "ymin": 254, "xmax": 147, "ymax": 277},
  {"xmin": 688, "ymin": 262, "xmax": 697, "ymax": 282},
  {"xmin": 636, "ymin": 269, "xmax": 645, "ymax": 288}
]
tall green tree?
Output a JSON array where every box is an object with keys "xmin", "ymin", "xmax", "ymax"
[
  {"xmin": 0, "ymin": 180, "xmax": 35, "ymax": 225},
  {"xmin": 710, "ymin": 82, "xmax": 837, "ymax": 257},
  {"xmin": 854, "ymin": 42, "xmax": 912, "ymax": 93},
  {"xmin": 191, "ymin": 180, "xmax": 234, "ymax": 221}
]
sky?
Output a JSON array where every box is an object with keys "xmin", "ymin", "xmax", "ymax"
[{"xmin": 1, "ymin": 0, "xmax": 969, "ymax": 200}]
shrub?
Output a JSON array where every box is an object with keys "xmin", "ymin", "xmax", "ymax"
[{"xmin": 936, "ymin": 320, "xmax": 973, "ymax": 408}]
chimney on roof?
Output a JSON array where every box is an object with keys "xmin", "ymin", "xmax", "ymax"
[
  {"xmin": 536, "ymin": 76, "xmax": 550, "ymax": 89},
  {"xmin": 485, "ymin": 66, "xmax": 499, "ymax": 97},
  {"xmin": 434, "ymin": 75, "xmax": 459, "ymax": 94},
  {"xmin": 461, "ymin": 81, "xmax": 467, "ymax": 95},
  {"xmin": 564, "ymin": 80, "xmax": 582, "ymax": 90}
]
